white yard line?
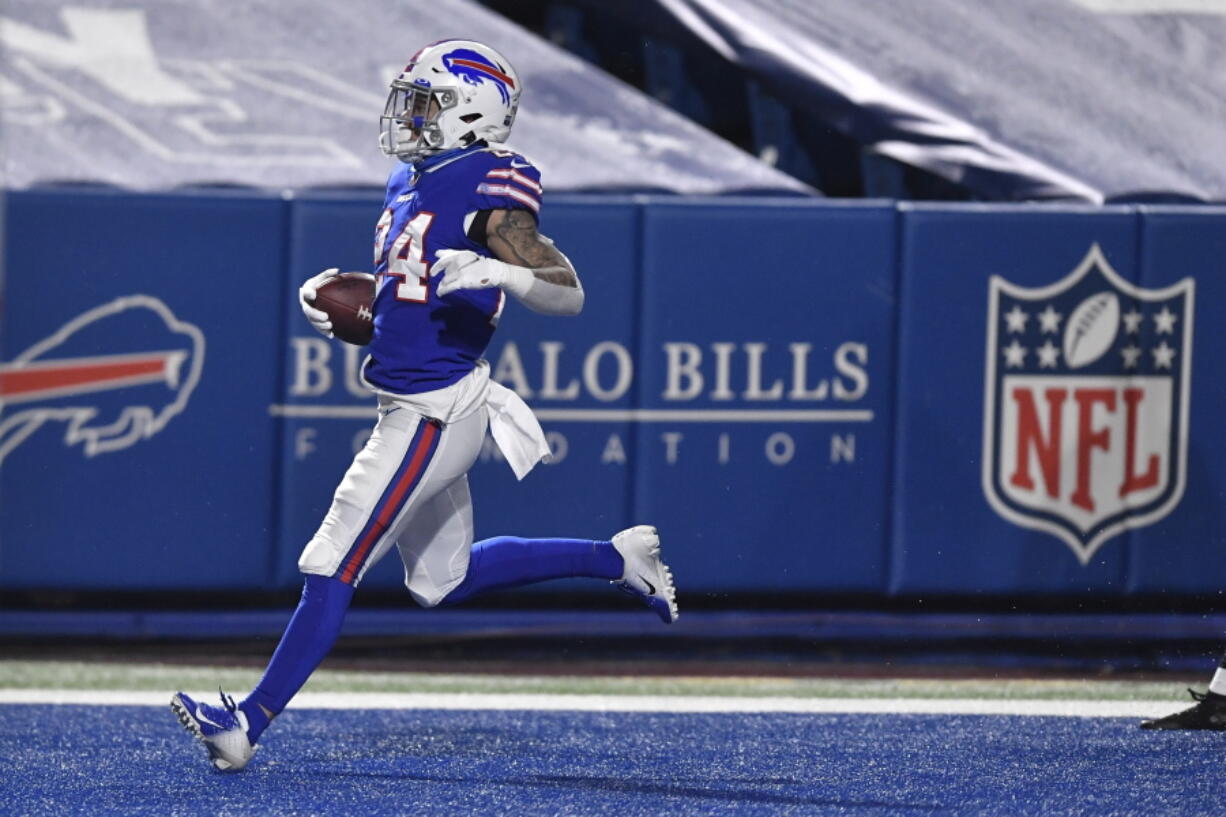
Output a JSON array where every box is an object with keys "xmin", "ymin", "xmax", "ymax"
[{"xmin": 0, "ymin": 689, "xmax": 1174, "ymax": 717}]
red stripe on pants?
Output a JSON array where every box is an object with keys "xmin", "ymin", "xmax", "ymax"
[{"xmin": 339, "ymin": 421, "xmax": 439, "ymax": 585}]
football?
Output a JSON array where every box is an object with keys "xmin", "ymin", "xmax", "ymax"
[
  {"xmin": 314, "ymin": 272, "xmax": 376, "ymax": 346},
  {"xmin": 1063, "ymin": 291, "xmax": 1119, "ymax": 369}
]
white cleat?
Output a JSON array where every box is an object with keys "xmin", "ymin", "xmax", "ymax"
[
  {"xmin": 170, "ymin": 690, "xmax": 256, "ymax": 771},
  {"xmin": 611, "ymin": 525, "xmax": 679, "ymax": 624}
]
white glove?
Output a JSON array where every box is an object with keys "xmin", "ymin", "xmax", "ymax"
[
  {"xmin": 299, "ymin": 267, "xmax": 338, "ymax": 338},
  {"xmin": 433, "ymin": 250, "xmax": 530, "ymax": 298}
]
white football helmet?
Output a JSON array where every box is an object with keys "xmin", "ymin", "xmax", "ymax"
[{"xmin": 380, "ymin": 40, "xmax": 522, "ymax": 163}]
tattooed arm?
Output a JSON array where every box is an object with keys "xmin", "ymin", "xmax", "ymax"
[{"xmin": 484, "ymin": 209, "xmax": 579, "ymax": 290}]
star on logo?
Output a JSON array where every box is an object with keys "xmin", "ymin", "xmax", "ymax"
[
  {"xmin": 1004, "ymin": 305, "xmax": 1029, "ymax": 334},
  {"xmin": 1120, "ymin": 345, "xmax": 1142, "ymax": 369},
  {"xmin": 1153, "ymin": 306, "xmax": 1178, "ymax": 334},
  {"xmin": 1152, "ymin": 341, "xmax": 1176, "ymax": 369},
  {"xmin": 1121, "ymin": 308, "xmax": 1143, "ymax": 334},
  {"xmin": 1002, "ymin": 340, "xmax": 1027, "ymax": 368},
  {"xmin": 1037, "ymin": 305, "xmax": 1062, "ymax": 334},
  {"xmin": 1036, "ymin": 340, "xmax": 1060, "ymax": 368}
]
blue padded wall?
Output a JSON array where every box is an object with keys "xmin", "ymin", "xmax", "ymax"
[
  {"xmin": 890, "ymin": 206, "xmax": 1140, "ymax": 594},
  {"xmin": 1, "ymin": 190, "xmax": 287, "ymax": 589},
  {"xmin": 2, "ymin": 190, "xmax": 1223, "ymax": 600},
  {"xmin": 1127, "ymin": 207, "xmax": 1226, "ymax": 593},
  {"xmin": 635, "ymin": 200, "xmax": 896, "ymax": 591}
]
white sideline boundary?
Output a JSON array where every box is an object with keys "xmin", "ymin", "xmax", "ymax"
[{"xmin": 0, "ymin": 689, "xmax": 1173, "ymax": 718}]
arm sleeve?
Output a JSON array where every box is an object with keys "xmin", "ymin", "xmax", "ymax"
[
  {"xmin": 508, "ymin": 273, "xmax": 585, "ymax": 316},
  {"xmin": 499, "ymin": 245, "xmax": 584, "ymax": 316}
]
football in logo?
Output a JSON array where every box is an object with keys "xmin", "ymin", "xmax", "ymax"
[{"xmin": 1063, "ymin": 292, "xmax": 1119, "ymax": 369}]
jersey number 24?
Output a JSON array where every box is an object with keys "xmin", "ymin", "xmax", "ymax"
[{"xmin": 374, "ymin": 209, "xmax": 434, "ymax": 303}]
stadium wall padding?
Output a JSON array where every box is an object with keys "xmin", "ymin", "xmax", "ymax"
[{"xmin": 2, "ymin": 190, "xmax": 1223, "ymax": 598}]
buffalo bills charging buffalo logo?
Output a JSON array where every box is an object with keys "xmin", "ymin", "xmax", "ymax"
[
  {"xmin": 442, "ymin": 48, "xmax": 515, "ymax": 104},
  {"xmin": 982, "ymin": 245, "xmax": 1194, "ymax": 563},
  {"xmin": 0, "ymin": 296, "xmax": 204, "ymax": 465}
]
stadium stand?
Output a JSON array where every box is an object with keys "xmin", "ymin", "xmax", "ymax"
[
  {"xmin": 0, "ymin": 0, "xmax": 806, "ymax": 194},
  {"xmin": 482, "ymin": 0, "xmax": 1226, "ymax": 202}
]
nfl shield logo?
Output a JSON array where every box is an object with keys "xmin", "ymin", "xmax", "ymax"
[{"xmin": 982, "ymin": 244, "xmax": 1195, "ymax": 563}]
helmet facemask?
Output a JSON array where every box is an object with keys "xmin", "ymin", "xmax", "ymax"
[{"xmin": 379, "ymin": 82, "xmax": 461, "ymax": 162}]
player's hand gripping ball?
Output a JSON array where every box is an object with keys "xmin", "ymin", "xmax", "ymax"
[{"xmin": 300, "ymin": 268, "xmax": 376, "ymax": 346}]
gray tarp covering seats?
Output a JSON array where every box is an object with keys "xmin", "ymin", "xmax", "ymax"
[
  {"xmin": 0, "ymin": 0, "xmax": 809, "ymax": 193},
  {"xmin": 639, "ymin": 0, "xmax": 1226, "ymax": 202}
]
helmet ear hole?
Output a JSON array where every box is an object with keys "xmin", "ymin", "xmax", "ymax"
[{"xmin": 459, "ymin": 113, "xmax": 482, "ymax": 123}]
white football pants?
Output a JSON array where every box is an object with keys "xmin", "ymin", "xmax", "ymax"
[{"xmin": 297, "ymin": 403, "xmax": 486, "ymax": 606}]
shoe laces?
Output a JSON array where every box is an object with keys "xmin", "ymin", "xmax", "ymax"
[
  {"xmin": 1185, "ymin": 688, "xmax": 1226, "ymax": 707},
  {"xmin": 1181, "ymin": 686, "xmax": 1226, "ymax": 706},
  {"xmin": 219, "ymin": 688, "xmax": 239, "ymax": 714}
]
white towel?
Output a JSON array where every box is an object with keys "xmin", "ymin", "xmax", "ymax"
[{"xmin": 485, "ymin": 380, "xmax": 552, "ymax": 480}]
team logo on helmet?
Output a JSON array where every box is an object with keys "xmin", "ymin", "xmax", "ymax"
[
  {"xmin": 982, "ymin": 244, "xmax": 1194, "ymax": 563},
  {"xmin": 442, "ymin": 48, "xmax": 515, "ymax": 104},
  {"xmin": 0, "ymin": 295, "xmax": 204, "ymax": 465}
]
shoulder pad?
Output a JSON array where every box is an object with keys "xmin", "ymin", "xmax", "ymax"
[{"xmin": 474, "ymin": 144, "xmax": 543, "ymax": 214}]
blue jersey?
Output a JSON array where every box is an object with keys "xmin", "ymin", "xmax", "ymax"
[{"xmin": 364, "ymin": 143, "xmax": 544, "ymax": 394}]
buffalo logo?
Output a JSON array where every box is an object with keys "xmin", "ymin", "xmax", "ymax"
[
  {"xmin": 0, "ymin": 296, "xmax": 204, "ymax": 465},
  {"xmin": 982, "ymin": 244, "xmax": 1194, "ymax": 563},
  {"xmin": 442, "ymin": 48, "xmax": 515, "ymax": 104}
]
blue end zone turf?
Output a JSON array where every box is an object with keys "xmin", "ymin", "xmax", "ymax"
[{"xmin": 1, "ymin": 704, "xmax": 1223, "ymax": 815}]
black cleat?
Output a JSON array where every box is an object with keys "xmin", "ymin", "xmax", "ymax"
[{"xmin": 1140, "ymin": 689, "xmax": 1226, "ymax": 730}]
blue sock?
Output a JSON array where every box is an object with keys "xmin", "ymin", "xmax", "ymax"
[
  {"xmin": 440, "ymin": 536, "xmax": 623, "ymax": 605},
  {"xmin": 239, "ymin": 574, "xmax": 355, "ymax": 743}
]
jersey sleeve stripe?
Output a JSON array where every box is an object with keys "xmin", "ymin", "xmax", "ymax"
[
  {"xmin": 476, "ymin": 182, "xmax": 541, "ymax": 212},
  {"xmin": 485, "ymin": 168, "xmax": 544, "ymax": 195}
]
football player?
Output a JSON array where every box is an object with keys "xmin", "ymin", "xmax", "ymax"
[
  {"xmin": 171, "ymin": 40, "xmax": 677, "ymax": 771},
  {"xmin": 1140, "ymin": 651, "xmax": 1226, "ymax": 730}
]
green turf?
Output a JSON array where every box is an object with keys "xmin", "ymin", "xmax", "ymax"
[{"xmin": 0, "ymin": 660, "xmax": 1193, "ymax": 701}]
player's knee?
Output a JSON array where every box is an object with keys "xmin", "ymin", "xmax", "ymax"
[
  {"xmin": 407, "ymin": 585, "xmax": 446, "ymax": 608},
  {"xmin": 298, "ymin": 535, "xmax": 342, "ymax": 576},
  {"xmin": 405, "ymin": 575, "xmax": 462, "ymax": 608}
]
